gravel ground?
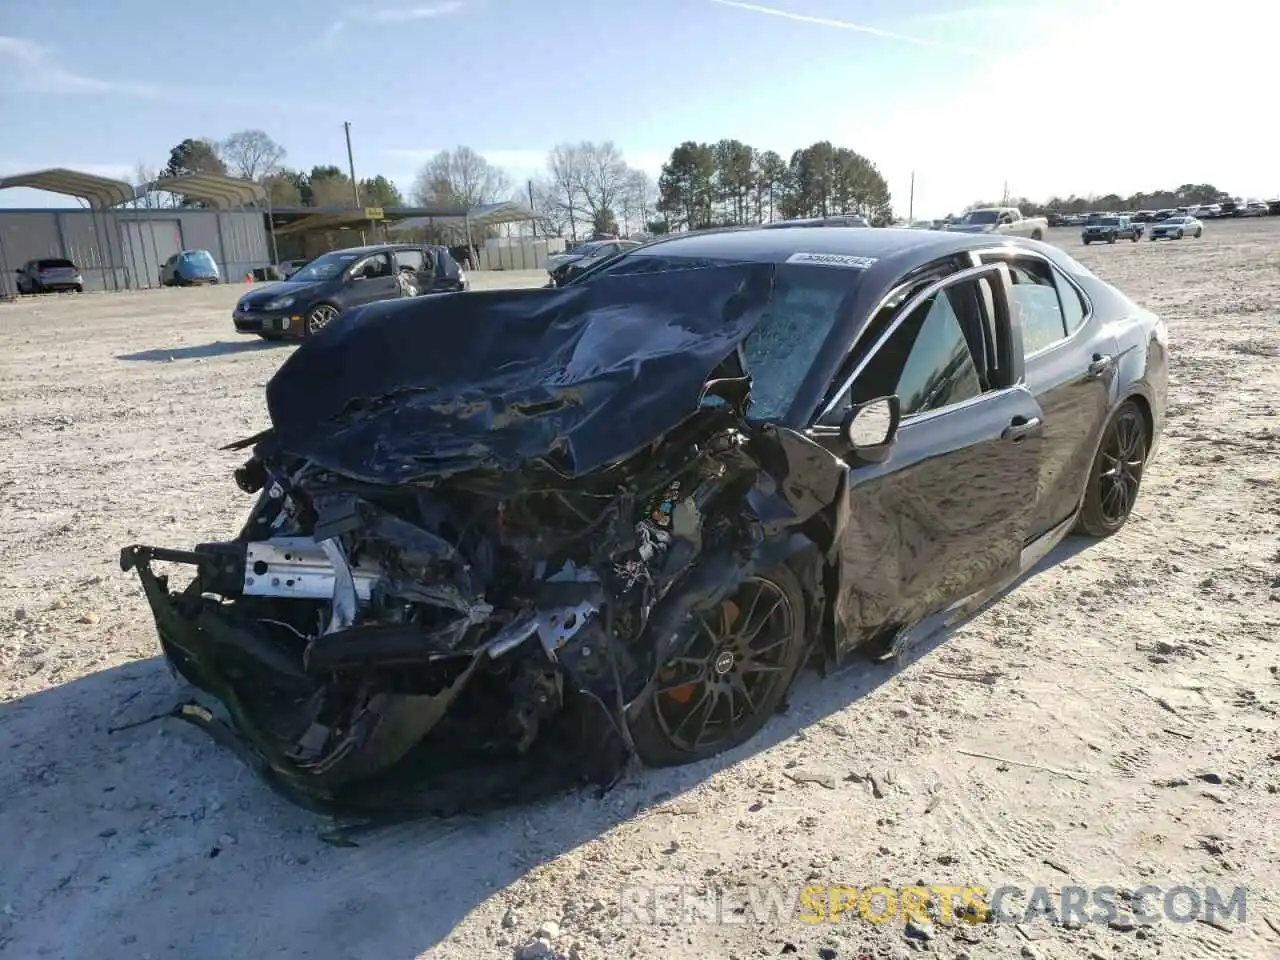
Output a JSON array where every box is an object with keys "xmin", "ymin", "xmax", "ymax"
[{"xmin": 0, "ymin": 232, "xmax": 1277, "ymax": 960}]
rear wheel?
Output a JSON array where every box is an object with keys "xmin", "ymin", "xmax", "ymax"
[
  {"xmin": 1194, "ymin": 228, "xmax": 1203, "ymax": 238},
  {"xmin": 630, "ymin": 566, "xmax": 810, "ymax": 767},
  {"xmin": 1076, "ymin": 400, "xmax": 1148, "ymax": 538}
]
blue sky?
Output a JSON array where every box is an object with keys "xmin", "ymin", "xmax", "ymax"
[{"xmin": 2, "ymin": 0, "xmax": 1275, "ymax": 218}]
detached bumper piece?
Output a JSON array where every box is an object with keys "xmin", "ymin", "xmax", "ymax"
[{"xmin": 119, "ymin": 543, "xmax": 628, "ymax": 818}]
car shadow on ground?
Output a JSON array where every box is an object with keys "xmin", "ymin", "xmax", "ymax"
[
  {"xmin": 116, "ymin": 340, "xmax": 290, "ymax": 362},
  {"xmin": 0, "ymin": 535, "xmax": 1095, "ymax": 959}
]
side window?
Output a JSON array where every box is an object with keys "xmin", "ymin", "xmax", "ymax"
[
  {"xmin": 983, "ymin": 257, "xmax": 1068, "ymax": 355},
  {"xmin": 394, "ymin": 248, "xmax": 424, "ymax": 272},
  {"xmin": 1053, "ymin": 266, "xmax": 1088, "ymax": 334},
  {"xmin": 845, "ymin": 280, "xmax": 988, "ymax": 419},
  {"xmin": 355, "ymin": 253, "xmax": 392, "ymax": 278}
]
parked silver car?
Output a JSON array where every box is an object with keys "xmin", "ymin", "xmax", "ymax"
[{"xmin": 15, "ymin": 257, "xmax": 83, "ymax": 294}]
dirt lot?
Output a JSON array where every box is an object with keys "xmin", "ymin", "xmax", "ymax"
[{"xmin": 1, "ymin": 229, "xmax": 1277, "ymax": 960}]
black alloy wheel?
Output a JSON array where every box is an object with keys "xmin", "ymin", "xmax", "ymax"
[
  {"xmin": 1076, "ymin": 400, "xmax": 1148, "ymax": 537},
  {"xmin": 630, "ymin": 568, "xmax": 809, "ymax": 766}
]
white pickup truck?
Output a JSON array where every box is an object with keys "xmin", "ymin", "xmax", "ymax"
[{"xmin": 947, "ymin": 206, "xmax": 1048, "ymax": 240}]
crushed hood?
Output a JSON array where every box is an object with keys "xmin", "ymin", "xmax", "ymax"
[{"xmin": 258, "ymin": 262, "xmax": 777, "ymax": 485}]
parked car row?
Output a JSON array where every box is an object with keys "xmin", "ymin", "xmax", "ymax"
[
  {"xmin": 1079, "ymin": 213, "xmax": 1204, "ymax": 244},
  {"xmin": 1050, "ymin": 199, "xmax": 1276, "ymax": 227}
]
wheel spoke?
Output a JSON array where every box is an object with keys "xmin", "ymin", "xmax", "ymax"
[
  {"xmin": 738, "ymin": 596, "xmax": 784, "ymax": 647},
  {"xmin": 671, "ymin": 688, "xmax": 712, "ymax": 742}
]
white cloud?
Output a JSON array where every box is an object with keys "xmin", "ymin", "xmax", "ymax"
[
  {"xmin": 0, "ymin": 35, "xmax": 161, "ymax": 98},
  {"xmin": 706, "ymin": 0, "xmax": 983, "ymax": 55},
  {"xmin": 363, "ymin": 1, "xmax": 465, "ymax": 22}
]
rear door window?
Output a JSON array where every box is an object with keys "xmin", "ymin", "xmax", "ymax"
[{"xmin": 395, "ymin": 248, "xmax": 424, "ymax": 272}]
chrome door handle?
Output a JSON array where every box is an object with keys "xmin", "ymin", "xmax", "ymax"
[
  {"xmin": 1002, "ymin": 416, "xmax": 1042, "ymax": 442},
  {"xmin": 1087, "ymin": 353, "xmax": 1115, "ymax": 377}
]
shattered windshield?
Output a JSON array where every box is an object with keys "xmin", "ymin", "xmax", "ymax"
[
  {"xmin": 588, "ymin": 253, "xmax": 857, "ymax": 420},
  {"xmin": 288, "ymin": 250, "xmax": 360, "ymax": 282},
  {"xmin": 741, "ymin": 269, "xmax": 853, "ymax": 418}
]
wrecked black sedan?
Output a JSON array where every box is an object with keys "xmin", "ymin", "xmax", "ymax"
[{"xmin": 122, "ymin": 226, "xmax": 1166, "ymax": 813}]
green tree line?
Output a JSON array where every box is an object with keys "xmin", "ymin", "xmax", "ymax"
[{"xmin": 656, "ymin": 139, "xmax": 894, "ymax": 230}]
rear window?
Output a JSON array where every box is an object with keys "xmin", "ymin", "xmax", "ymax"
[
  {"xmin": 38, "ymin": 258, "xmax": 75, "ymax": 269},
  {"xmin": 1100, "ymin": 218, "xmax": 1120, "ymax": 226},
  {"xmin": 182, "ymin": 251, "xmax": 216, "ymax": 266}
]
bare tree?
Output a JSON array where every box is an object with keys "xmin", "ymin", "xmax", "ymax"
[
  {"xmin": 220, "ymin": 129, "xmax": 286, "ymax": 181},
  {"xmin": 528, "ymin": 178, "xmax": 571, "ymax": 237},
  {"xmin": 542, "ymin": 143, "xmax": 587, "ymax": 240},
  {"xmin": 575, "ymin": 141, "xmax": 629, "ymax": 222},
  {"xmin": 619, "ymin": 169, "xmax": 656, "ymax": 234},
  {"xmin": 411, "ymin": 147, "xmax": 511, "ymax": 208}
]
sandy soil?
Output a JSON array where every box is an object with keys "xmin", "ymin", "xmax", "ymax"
[{"xmin": 0, "ymin": 232, "xmax": 1277, "ymax": 960}]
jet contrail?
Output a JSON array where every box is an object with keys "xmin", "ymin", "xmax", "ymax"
[{"xmin": 706, "ymin": 0, "xmax": 983, "ymax": 55}]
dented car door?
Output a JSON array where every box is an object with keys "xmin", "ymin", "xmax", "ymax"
[{"xmin": 811, "ymin": 262, "xmax": 1044, "ymax": 656}]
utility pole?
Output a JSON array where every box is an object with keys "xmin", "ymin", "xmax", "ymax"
[
  {"xmin": 1001, "ymin": 180, "xmax": 1009, "ymax": 206},
  {"xmin": 908, "ymin": 171, "xmax": 915, "ymax": 223},
  {"xmin": 343, "ymin": 121, "xmax": 366, "ymax": 244},
  {"xmin": 527, "ymin": 179, "xmax": 537, "ymax": 238}
]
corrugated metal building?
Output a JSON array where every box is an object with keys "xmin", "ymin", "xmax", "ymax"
[
  {"xmin": 0, "ymin": 168, "xmax": 273, "ymax": 296},
  {"xmin": 0, "ymin": 207, "xmax": 270, "ymax": 293}
]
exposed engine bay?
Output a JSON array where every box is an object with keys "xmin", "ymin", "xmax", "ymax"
[{"xmin": 121, "ymin": 263, "xmax": 844, "ymax": 815}]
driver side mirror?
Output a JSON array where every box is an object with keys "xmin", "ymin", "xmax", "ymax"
[{"xmin": 840, "ymin": 395, "xmax": 900, "ymax": 462}]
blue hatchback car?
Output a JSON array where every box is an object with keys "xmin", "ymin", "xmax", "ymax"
[{"xmin": 159, "ymin": 249, "xmax": 221, "ymax": 287}]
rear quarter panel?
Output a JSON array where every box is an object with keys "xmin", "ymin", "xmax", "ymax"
[{"xmin": 1077, "ymin": 272, "xmax": 1168, "ymax": 449}]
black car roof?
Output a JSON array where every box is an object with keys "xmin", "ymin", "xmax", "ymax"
[
  {"xmin": 324, "ymin": 243, "xmax": 431, "ymax": 256},
  {"xmin": 634, "ymin": 226, "xmax": 959, "ymax": 264}
]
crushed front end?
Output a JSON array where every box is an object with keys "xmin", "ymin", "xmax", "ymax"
[{"xmin": 121, "ymin": 266, "xmax": 843, "ymax": 814}]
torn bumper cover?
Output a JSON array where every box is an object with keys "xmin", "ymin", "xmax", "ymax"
[{"xmin": 121, "ymin": 264, "xmax": 843, "ymax": 813}]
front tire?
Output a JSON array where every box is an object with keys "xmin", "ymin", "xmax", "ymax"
[
  {"xmin": 630, "ymin": 566, "xmax": 810, "ymax": 767},
  {"xmin": 1107, "ymin": 233, "xmax": 1117, "ymax": 244},
  {"xmin": 1175, "ymin": 229, "xmax": 1184, "ymax": 239},
  {"xmin": 305, "ymin": 303, "xmax": 340, "ymax": 336},
  {"xmin": 1075, "ymin": 400, "xmax": 1148, "ymax": 538}
]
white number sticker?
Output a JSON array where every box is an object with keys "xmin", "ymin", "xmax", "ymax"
[{"xmin": 785, "ymin": 252, "xmax": 878, "ymax": 269}]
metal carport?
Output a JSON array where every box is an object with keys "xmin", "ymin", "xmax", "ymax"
[
  {"xmin": 147, "ymin": 174, "xmax": 274, "ymax": 279},
  {"xmin": 0, "ymin": 167, "xmax": 138, "ymax": 296},
  {"xmin": 387, "ymin": 200, "xmax": 544, "ymax": 251}
]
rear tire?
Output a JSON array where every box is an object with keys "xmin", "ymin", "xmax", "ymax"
[
  {"xmin": 1194, "ymin": 228, "xmax": 1203, "ymax": 238},
  {"xmin": 1075, "ymin": 400, "xmax": 1148, "ymax": 538},
  {"xmin": 629, "ymin": 565, "xmax": 810, "ymax": 767}
]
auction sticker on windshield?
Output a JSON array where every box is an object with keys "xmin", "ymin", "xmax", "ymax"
[{"xmin": 786, "ymin": 252, "xmax": 878, "ymax": 269}]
